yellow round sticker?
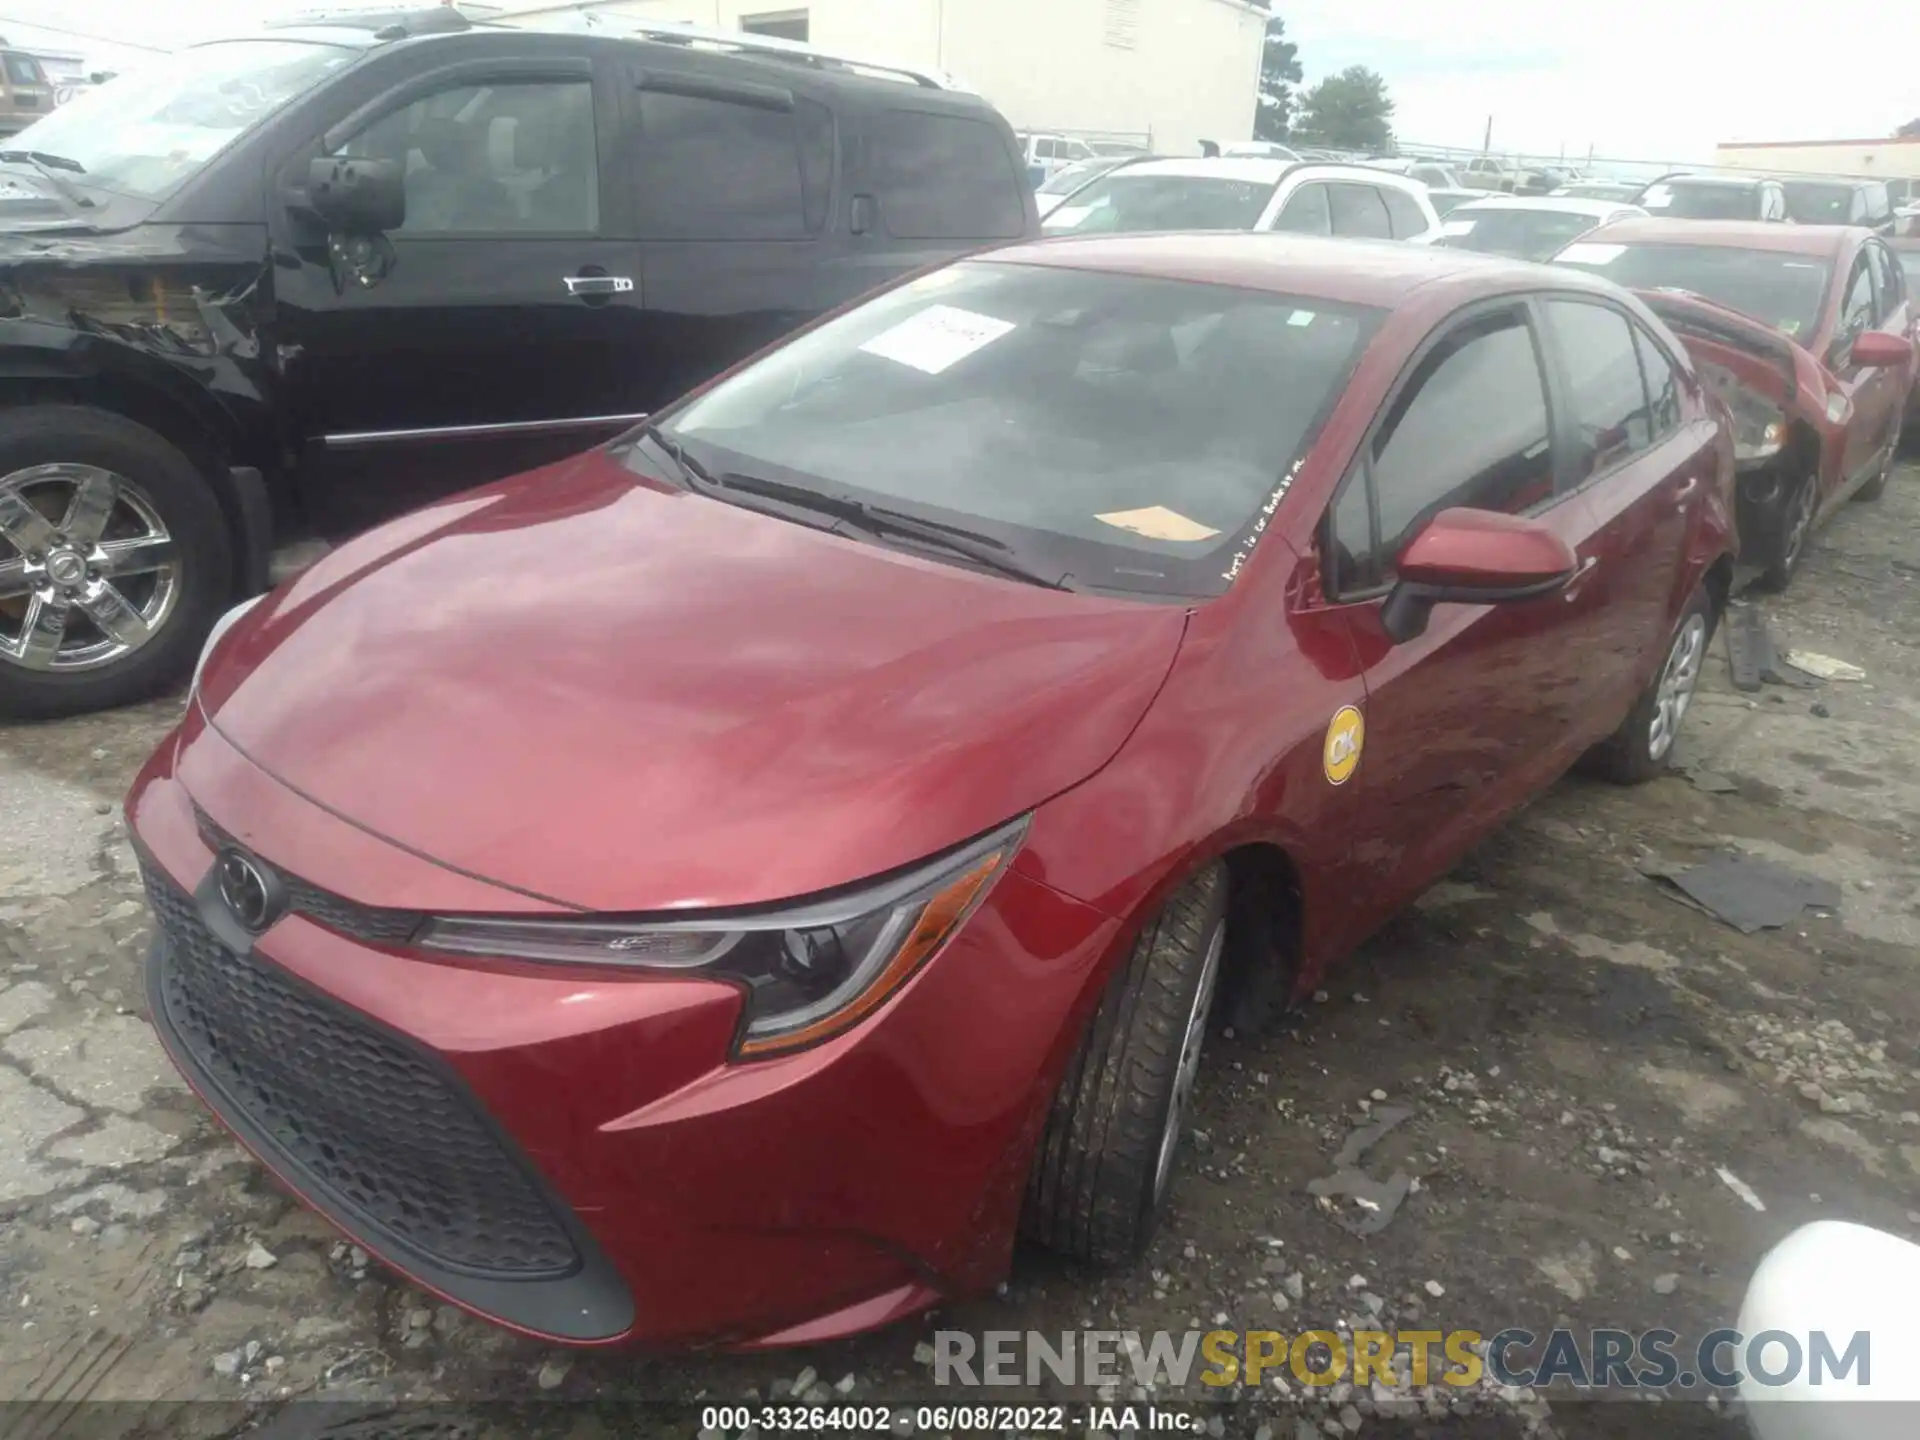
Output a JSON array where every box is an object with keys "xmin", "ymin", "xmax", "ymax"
[{"xmin": 1324, "ymin": 705, "xmax": 1365, "ymax": 786}]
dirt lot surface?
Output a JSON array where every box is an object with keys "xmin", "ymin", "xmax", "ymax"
[{"xmin": 2, "ymin": 465, "xmax": 1917, "ymax": 1440}]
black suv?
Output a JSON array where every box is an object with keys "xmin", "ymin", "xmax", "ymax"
[{"xmin": 0, "ymin": 7, "xmax": 1035, "ymax": 717}]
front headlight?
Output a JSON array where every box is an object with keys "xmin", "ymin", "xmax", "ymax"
[
  {"xmin": 191, "ymin": 593, "xmax": 267, "ymax": 694},
  {"xmin": 418, "ymin": 817, "xmax": 1029, "ymax": 1058}
]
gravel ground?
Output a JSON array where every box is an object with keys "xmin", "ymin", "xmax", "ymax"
[{"xmin": 2, "ymin": 463, "xmax": 1917, "ymax": 1440}]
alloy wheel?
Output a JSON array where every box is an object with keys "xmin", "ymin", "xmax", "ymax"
[
  {"xmin": 0, "ymin": 464, "xmax": 179, "ymax": 673},
  {"xmin": 1152, "ymin": 914, "xmax": 1227, "ymax": 1203},
  {"xmin": 1647, "ymin": 612, "xmax": 1707, "ymax": 762}
]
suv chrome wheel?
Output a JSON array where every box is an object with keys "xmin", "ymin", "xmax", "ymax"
[
  {"xmin": 0, "ymin": 463, "xmax": 179, "ymax": 673},
  {"xmin": 1647, "ymin": 611, "xmax": 1706, "ymax": 763}
]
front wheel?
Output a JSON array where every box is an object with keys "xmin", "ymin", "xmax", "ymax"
[
  {"xmin": 0, "ymin": 405, "xmax": 232, "ymax": 720},
  {"xmin": 1754, "ymin": 468, "xmax": 1816, "ymax": 592},
  {"xmin": 1588, "ymin": 586, "xmax": 1713, "ymax": 785},
  {"xmin": 1022, "ymin": 863, "xmax": 1228, "ymax": 1266}
]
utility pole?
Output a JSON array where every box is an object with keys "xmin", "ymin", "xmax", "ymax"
[{"xmin": 1482, "ymin": 116, "xmax": 1493, "ymax": 154}]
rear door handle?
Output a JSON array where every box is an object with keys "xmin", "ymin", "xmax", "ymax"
[{"xmin": 564, "ymin": 274, "xmax": 634, "ymax": 296}]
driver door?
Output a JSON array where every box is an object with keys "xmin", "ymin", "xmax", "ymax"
[{"xmin": 270, "ymin": 46, "xmax": 649, "ymax": 520}]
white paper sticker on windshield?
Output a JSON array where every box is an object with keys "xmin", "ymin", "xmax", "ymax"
[
  {"xmin": 1288, "ymin": 310, "xmax": 1317, "ymax": 327},
  {"xmin": 1096, "ymin": 506, "xmax": 1221, "ymax": 542},
  {"xmin": 1556, "ymin": 241, "xmax": 1626, "ymax": 266},
  {"xmin": 1640, "ymin": 184, "xmax": 1673, "ymax": 209},
  {"xmin": 1437, "ymin": 219, "xmax": 1477, "ymax": 237},
  {"xmin": 859, "ymin": 305, "xmax": 1016, "ymax": 375}
]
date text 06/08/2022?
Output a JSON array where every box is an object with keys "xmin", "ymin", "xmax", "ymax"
[{"xmin": 698, "ymin": 1406, "xmax": 1207, "ymax": 1432}]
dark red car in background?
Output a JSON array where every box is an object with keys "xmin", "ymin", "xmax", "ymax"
[
  {"xmin": 131, "ymin": 234, "xmax": 1735, "ymax": 1350},
  {"xmin": 1553, "ymin": 219, "xmax": 1915, "ymax": 587}
]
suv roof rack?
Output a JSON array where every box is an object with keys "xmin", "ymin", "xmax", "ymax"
[
  {"xmin": 267, "ymin": 6, "xmax": 473, "ymax": 38},
  {"xmin": 523, "ymin": 11, "xmax": 966, "ymax": 91}
]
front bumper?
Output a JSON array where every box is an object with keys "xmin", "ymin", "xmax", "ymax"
[{"xmin": 130, "ymin": 715, "xmax": 1119, "ymax": 1348}]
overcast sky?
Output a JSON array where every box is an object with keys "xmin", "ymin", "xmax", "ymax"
[{"xmin": 0, "ymin": 0, "xmax": 1911, "ymax": 162}]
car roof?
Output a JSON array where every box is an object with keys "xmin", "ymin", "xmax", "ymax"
[
  {"xmin": 1095, "ymin": 158, "xmax": 1421, "ymax": 188},
  {"xmin": 1656, "ymin": 173, "xmax": 1765, "ymax": 190},
  {"xmin": 1583, "ymin": 216, "xmax": 1860, "ymax": 257},
  {"xmin": 1452, "ymin": 196, "xmax": 1641, "ymax": 218},
  {"xmin": 988, "ymin": 231, "xmax": 1617, "ymax": 309}
]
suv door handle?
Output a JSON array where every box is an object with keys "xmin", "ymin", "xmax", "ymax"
[{"xmin": 564, "ymin": 274, "xmax": 634, "ymax": 296}]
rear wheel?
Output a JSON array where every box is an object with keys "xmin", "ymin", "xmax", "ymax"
[
  {"xmin": 0, "ymin": 405, "xmax": 231, "ymax": 720},
  {"xmin": 1022, "ymin": 863, "xmax": 1228, "ymax": 1265},
  {"xmin": 1589, "ymin": 585, "xmax": 1713, "ymax": 785}
]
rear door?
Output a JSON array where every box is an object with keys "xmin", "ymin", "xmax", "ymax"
[
  {"xmin": 1538, "ymin": 296, "xmax": 1710, "ymax": 707},
  {"xmin": 1318, "ymin": 299, "xmax": 1605, "ymax": 937}
]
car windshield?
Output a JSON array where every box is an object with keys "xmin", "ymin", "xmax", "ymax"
[
  {"xmin": 1637, "ymin": 181, "xmax": 1758, "ymax": 220},
  {"xmin": 1432, "ymin": 208, "xmax": 1607, "ymax": 261},
  {"xmin": 1781, "ymin": 181, "xmax": 1855, "ymax": 225},
  {"xmin": 644, "ymin": 261, "xmax": 1381, "ymax": 598},
  {"xmin": 2, "ymin": 39, "xmax": 356, "ymax": 199},
  {"xmin": 1553, "ymin": 241, "xmax": 1833, "ymax": 339},
  {"xmin": 1041, "ymin": 173, "xmax": 1277, "ymax": 234}
]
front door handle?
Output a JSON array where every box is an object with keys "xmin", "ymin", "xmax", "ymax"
[{"xmin": 564, "ymin": 274, "xmax": 634, "ymax": 296}]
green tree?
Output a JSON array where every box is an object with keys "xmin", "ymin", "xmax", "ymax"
[
  {"xmin": 1253, "ymin": 14, "xmax": 1304, "ymax": 144},
  {"xmin": 1899, "ymin": 117, "xmax": 1920, "ymax": 138},
  {"xmin": 1292, "ymin": 66, "xmax": 1396, "ymax": 153}
]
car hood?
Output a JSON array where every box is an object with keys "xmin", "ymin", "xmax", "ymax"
[
  {"xmin": 1636, "ymin": 289, "xmax": 1832, "ymax": 426},
  {"xmin": 198, "ymin": 449, "xmax": 1189, "ymax": 913}
]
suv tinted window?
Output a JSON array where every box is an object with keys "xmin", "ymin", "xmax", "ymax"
[
  {"xmin": 1341, "ymin": 308, "xmax": 1553, "ymax": 585},
  {"xmin": 1274, "ymin": 181, "xmax": 1330, "ymax": 234},
  {"xmin": 344, "ymin": 79, "xmax": 598, "ymax": 234},
  {"xmin": 1380, "ymin": 187, "xmax": 1430, "ymax": 238},
  {"xmin": 872, "ymin": 110, "xmax": 1025, "ymax": 240},
  {"xmin": 1329, "ymin": 182, "xmax": 1392, "ymax": 239},
  {"xmin": 634, "ymin": 89, "xmax": 824, "ymax": 240},
  {"xmin": 4, "ymin": 54, "xmax": 40, "ymax": 86},
  {"xmin": 1545, "ymin": 300, "xmax": 1652, "ymax": 485},
  {"xmin": 1633, "ymin": 328, "xmax": 1682, "ymax": 438}
]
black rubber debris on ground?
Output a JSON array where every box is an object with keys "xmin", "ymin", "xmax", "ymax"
[{"xmin": 1639, "ymin": 852, "xmax": 1842, "ymax": 934}]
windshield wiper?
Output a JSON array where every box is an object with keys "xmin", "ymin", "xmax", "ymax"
[
  {"xmin": 0, "ymin": 150, "xmax": 94, "ymax": 209},
  {"xmin": 708, "ymin": 467, "xmax": 1079, "ymax": 592}
]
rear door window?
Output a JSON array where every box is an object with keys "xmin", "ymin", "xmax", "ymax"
[
  {"xmin": 871, "ymin": 110, "xmax": 1026, "ymax": 240},
  {"xmin": 1544, "ymin": 299, "xmax": 1653, "ymax": 486},
  {"xmin": 1380, "ymin": 187, "xmax": 1430, "ymax": 239},
  {"xmin": 1328, "ymin": 183, "xmax": 1392, "ymax": 239},
  {"xmin": 1273, "ymin": 181, "xmax": 1330, "ymax": 234},
  {"xmin": 633, "ymin": 88, "xmax": 823, "ymax": 240}
]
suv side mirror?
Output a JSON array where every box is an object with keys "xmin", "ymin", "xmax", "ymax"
[
  {"xmin": 307, "ymin": 156, "xmax": 405, "ymax": 234},
  {"xmin": 1850, "ymin": 330, "xmax": 1914, "ymax": 371},
  {"xmin": 1381, "ymin": 507, "xmax": 1578, "ymax": 644}
]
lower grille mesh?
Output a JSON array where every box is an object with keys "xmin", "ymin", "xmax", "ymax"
[{"xmin": 145, "ymin": 864, "xmax": 580, "ymax": 1280}]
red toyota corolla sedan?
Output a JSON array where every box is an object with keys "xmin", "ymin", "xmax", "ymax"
[
  {"xmin": 131, "ymin": 234, "xmax": 1737, "ymax": 1350},
  {"xmin": 1552, "ymin": 218, "xmax": 1915, "ymax": 588}
]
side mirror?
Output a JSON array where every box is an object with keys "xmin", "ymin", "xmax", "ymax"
[
  {"xmin": 306, "ymin": 156, "xmax": 405, "ymax": 234},
  {"xmin": 1849, "ymin": 330, "xmax": 1914, "ymax": 371},
  {"xmin": 1380, "ymin": 507, "xmax": 1578, "ymax": 644}
]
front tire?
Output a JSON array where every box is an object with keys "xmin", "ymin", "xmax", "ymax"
[
  {"xmin": 1022, "ymin": 863, "xmax": 1228, "ymax": 1266},
  {"xmin": 1589, "ymin": 585, "xmax": 1714, "ymax": 785},
  {"xmin": 1754, "ymin": 467, "xmax": 1816, "ymax": 592},
  {"xmin": 0, "ymin": 405, "xmax": 232, "ymax": 720}
]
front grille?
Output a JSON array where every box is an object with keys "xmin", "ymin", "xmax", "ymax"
[
  {"xmin": 144, "ymin": 863, "xmax": 580, "ymax": 1280},
  {"xmin": 194, "ymin": 810, "xmax": 422, "ymax": 945}
]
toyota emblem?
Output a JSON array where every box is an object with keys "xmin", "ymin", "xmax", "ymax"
[{"xmin": 216, "ymin": 849, "xmax": 281, "ymax": 933}]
